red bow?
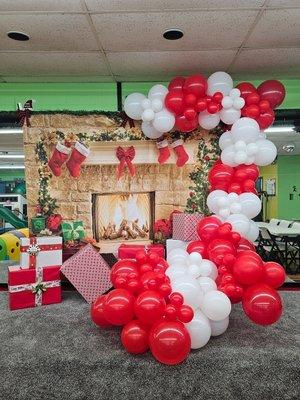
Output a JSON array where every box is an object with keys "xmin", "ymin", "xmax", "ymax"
[
  {"xmin": 17, "ymin": 108, "xmax": 31, "ymax": 127},
  {"xmin": 116, "ymin": 146, "xmax": 136, "ymax": 180},
  {"xmin": 120, "ymin": 111, "xmax": 135, "ymax": 128}
]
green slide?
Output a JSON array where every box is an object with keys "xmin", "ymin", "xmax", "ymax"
[{"xmin": 0, "ymin": 205, "xmax": 28, "ymax": 229}]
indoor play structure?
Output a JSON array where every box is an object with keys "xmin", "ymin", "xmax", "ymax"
[{"xmin": 0, "ymin": 227, "xmax": 29, "ymax": 261}]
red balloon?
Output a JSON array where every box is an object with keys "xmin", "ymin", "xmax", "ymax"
[
  {"xmin": 208, "ymin": 162, "xmax": 234, "ymax": 190},
  {"xmin": 90, "ymin": 295, "xmax": 112, "ymax": 328},
  {"xmin": 168, "ymin": 76, "xmax": 185, "ymax": 91},
  {"xmin": 121, "ymin": 320, "xmax": 149, "ymax": 354},
  {"xmin": 242, "ymin": 179, "xmax": 256, "ymax": 193},
  {"xmin": 165, "ymin": 90, "xmax": 184, "ymax": 116},
  {"xmin": 245, "ymin": 92, "xmax": 260, "ymax": 106},
  {"xmin": 169, "ymin": 292, "xmax": 184, "ymax": 308},
  {"xmin": 177, "ymin": 305, "xmax": 194, "ymax": 323},
  {"xmin": 153, "ymin": 257, "xmax": 169, "ymax": 273},
  {"xmin": 213, "ymin": 92, "xmax": 223, "ymax": 103},
  {"xmin": 183, "ymin": 74, "xmax": 207, "ymax": 98},
  {"xmin": 134, "ymin": 290, "xmax": 166, "ymax": 325},
  {"xmin": 195, "ymin": 98, "xmax": 207, "ymax": 112},
  {"xmin": 232, "ymin": 251, "xmax": 264, "ymax": 286},
  {"xmin": 263, "ymin": 262, "xmax": 286, "ymax": 289},
  {"xmin": 257, "ymin": 80, "xmax": 285, "ymax": 109},
  {"xmin": 257, "ymin": 108, "xmax": 275, "ymax": 130},
  {"xmin": 207, "ymin": 238, "xmax": 236, "ymax": 266},
  {"xmin": 186, "ymin": 240, "xmax": 207, "ymax": 258},
  {"xmin": 110, "ymin": 259, "xmax": 138, "ymax": 286},
  {"xmin": 103, "ymin": 289, "xmax": 135, "ymax": 326},
  {"xmin": 236, "ymin": 82, "xmax": 257, "ymax": 99},
  {"xmin": 242, "ymin": 284, "xmax": 283, "ymax": 325},
  {"xmin": 184, "ymin": 107, "xmax": 197, "ymax": 121},
  {"xmin": 196, "ymin": 216, "xmax": 222, "ymax": 243},
  {"xmin": 135, "ymin": 250, "xmax": 148, "ymax": 265},
  {"xmin": 259, "ymin": 99, "xmax": 270, "ymax": 112},
  {"xmin": 234, "ymin": 164, "xmax": 259, "ymax": 182},
  {"xmin": 242, "ymin": 104, "xmax": 260, "ymax": 119},
  {"xmin": 149, "ymin": 320, "xmax": 191, "ymax": 365},
  {"xmin": 236, "ymin": 238, "xmax": 256, "ymax": 253},
  {"xmin": 228, "ymin": 182, "xmax": 242, "ymax": 194},
  {"xmin": 184, "ymin": 93, "xmax": 197, "ymax": 106},
  {"xmin": 220, "ymin": 283, "xmax": 244, "ymax": 304},
  {"xmin": 175, "ymin": 114, "xmax": 198, "ymax": 132},
  {"xmin": 207, "ymin": 102, "xmax": 219, "ymax": 114}
]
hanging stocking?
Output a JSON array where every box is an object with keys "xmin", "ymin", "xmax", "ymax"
[
  {"xmin": 156, "ymin": 139, "xmax": 170, "ymax": 164},
  {"xmin": 171, "ymin": 139, "xmax": 189, "ymax": 167},
  {"xmin": 48, "ymin": 142, "xmax": 71, "ymax": 177},
  {"xmin": 66, "ymin": 142, "xmax": 90, "ymax": 178}
]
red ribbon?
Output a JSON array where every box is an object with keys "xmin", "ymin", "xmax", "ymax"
[
  {"xmin": 116, "ymin": 146, "xmax": 136, "ymax": 180},
  {"xmin": 17, "ymin": 109, "xmax": 31, "ymax": 127},
  {"xmin": 120, "ymin": 111, "xmax": 135, "ymax": 128}
]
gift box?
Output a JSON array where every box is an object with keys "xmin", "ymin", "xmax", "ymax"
[
  {"xmin": 166, "ymin": 239, "xmax": 189, "ymax": 257},
  {"xmin": 20, "ymin": 236, "xmax": 62, "ymax": 269},
  {"xmin": 61, "ymin": 221, "xmax": 85, "ymax": 242},
  {"xmin": 118, "ymin": 244, "xmax": 165, "ymax": 259},
  {"xmin": 8, "ymin": 265, "xmax": 61, "ymax": 310},
  {"xmin": 172, "ymin": 213, "xmax": 203, "ymax": 242},
  {"xmin": 31, "ymin": 217, "xmax": 46, "ymax": 234},
  {"xmin": 61, "ymin": 244, "xmax": 112, "ymax": 304}
]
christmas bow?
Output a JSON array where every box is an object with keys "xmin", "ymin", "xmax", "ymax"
[
  {"xmin": 17, "ymin": 100, "xmax": 33, "ymax": 127},
  {"xmin": 120, "ymin": 111, "xmax": 135, "ymax": 128},
  {"xmin": 116, "ymin": 146, "xmax": 136, "ymax": 180}
]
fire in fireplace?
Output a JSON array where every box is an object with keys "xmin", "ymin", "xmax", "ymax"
[{"xmin": 92, "ymin": 192, "xmax": 154, "ymax": 242}]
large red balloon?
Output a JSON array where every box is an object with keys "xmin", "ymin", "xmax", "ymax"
[
  {"xmin": 207, "ymin": 238, "xmax": 236, "ymax": 266},
  {"xmin": 257, "ymin": 80, "xmax": 286, "ymax": 109},
  {"xmin": 186, "ymin": 240, "xmax": 207, "ymax": 258},
  {"xmin": 256, "ymin": 108, "xmax": 275, "ymax": 130},
  {"xmin": 196, "ymin": 216, "xmax": 222, "ymax": 242},
  {"xmin": 234, "ymin": 164, "xmax": 259, "ymax": 182},
  {"xmin": 263, "ymin": 262, "xmax": 286, "ymax": 289},
  {"xmin": 103, "ymin": 289, "xmax": 135, "ymax": 326},
  {"xmin": 165, "ymin": 90, "xmax": 184, "ymax": 116},
  {"xmin": 236, "ymin": 238, "xmax": 256, "ymax": 253},
  {"xmin": 134, "ymin": 290, "xmax": 166, "ymax": 325},
  {"xmin": 110, "ymin": 259, "xmax": 138, "ymax": 286},
  {"xmin": 183, "ymin": 74, "xmax": 207, "ymax": 98},
  {"xmin": 175, "ymin": 114, "xmax": 198, "ymax": 132},
  {"xmin": 168, "ymin": 76, "xmax": 185, "ymax": 91},
  {"xmin": 242, "ymin": 284, "xmax": 283, "ymax": 325},
  {"xmin": 149, "ymin": 320, "xmax": 191, "ymax": 365},
  {"xmin": 233, "ymin": 251, "xmax": 264, "ymax": 286},
  {"xmin": 208, "ymin": 162, "xmax": 234, "ymax": 190},
  {"xmin": 236, "ymin": 82, "xmax": 257, "ymax": 99},
  {"xmin": 121, "ymin": 320, "xmax": 149, "ymax": 354},
  {"xmin": 90, "ymin": 295, "xmax": 112, "ymax": 328}
]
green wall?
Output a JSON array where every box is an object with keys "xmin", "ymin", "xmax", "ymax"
[{"xmin": 0, "ymin": 170, "xmax": 25, "ymax": 180}]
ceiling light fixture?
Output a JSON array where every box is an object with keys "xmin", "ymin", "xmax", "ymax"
[
  {"xmin": 163, "ymin": 29, "xmax": 184, "ymax": 40},
  {"xmin": 0, "ymin": 128, "xmax": 23, "ymax": 135},
  {"xmin": 282, "ymin": 144, "xmax": 295, "ymax": 153},
  {"xmin": 0, "ymin": 155, "xmax": 25, "ymax": 159},
  {"xmin": 7, "ymin": 31, "xmax": 29, "ymax": 41},
  {"xmin": 265, "ymin": 126, "xmax": 295, "ymax": 133},
  {"xmin": 0, "ymin": 165, "xmax": 25, "ymax": 170}
]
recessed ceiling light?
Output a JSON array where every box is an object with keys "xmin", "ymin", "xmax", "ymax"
[
  {"xmin": 282, "ymin": 144, "xmax": 295, "ymax": 153},
  {"xmin": 7, "ymin": 31, "xmax": 29, "ymax": 41},
  {"xmin": 163, "ymin": 29, "xmax": 184, "ymax": 40}
]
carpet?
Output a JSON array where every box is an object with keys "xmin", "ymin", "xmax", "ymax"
[{"xmin": 0, "ymin": 291, "xmax": 299, "ymax": 400}]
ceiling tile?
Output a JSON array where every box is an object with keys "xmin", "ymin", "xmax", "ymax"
[
  {"xmin": 268, "ymin": 1, "xmax": 300, "ymax": 8},
  {"xmin": 0, "ymin": 14, "xmax": 98, "ymax": 51},
  {"xmin": 0, "ymin": 52, "xmax": 110, "ymax": 76},
  {"xmin": 86, "ymin": 1, "xmax": 264, "ymax": 12},
  {"xmin": 0, "ymin": 1, "xmax": 84, "ymax": 12},
  {"xmin": 107, "ymin": 50, "xmax": 236, "ymax": 81},
  {"xmin": 230, "ymin": 48, "xmax": 300, "ymax": 78},
  {"xmin": 246, "ymin": 9, "xmax": 300, "ymax": 48},
  {"xmin": 92, "ymin": 10, "xmax": 257, "ymax": 51}
]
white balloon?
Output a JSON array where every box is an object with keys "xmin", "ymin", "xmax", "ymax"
[
  {"xmin": 165, "ymin": 265, "xmax": 186, "ymax": 281},
  {"xmin": 201, "ymin": 290, "xmax": 231, "ymax": 321},
  {"xmin": 209, "ymin": 262, "xmax": 218, "ymax": 280},
  {"xmin": 234, "ymin": 140, "xmax": 247, "ymax": 151},
  {"xmin": 230, "ymin": 202, "xmax": 242, "ymax": 214},
  {"xmin": 217, "ymin": 197, "xmax": 229, "ymax": 208},
  {"xmin": 221, "ymin": 145, "xmax": 238, "ymax": 167},
  {"xmin": 233, "ymin": 97, "xmax": 245, "ymax": 110},
  {"xmin": 124, "ymin": 93, "xmax": 146, "ymax": 120},
  {"xmin": 172, "ymin": 276, "xmax": 204, "ymax": 310},
  {"xmin": 141, "ymin": 121, "xmax": 163, "ymax": 139},
  {"xmin": 142, "ymin": 108, "xmax": 155, "ymax": 122},
  {"xmin": 141, "ymin": 98, "xmax": 151, "ymax": 110},
  {"xmin": 234, "ymin": 151, "xmax": 247, "ymax": 164},
  {"xmin": 228, "ymin": 192, "xmax": 239, "ymax": 203},
  {"xmin": 152, "ymin": 109, "xmax": 175, "ymax": 133},
  {"xmin": 188, "ymin": 264, "xmax": 202, "ymax": 278},
  {"xmin": 219, "ymin": 208, "xmax": 231, "ymax": 218},
  {"xmin": 239, "ymin": 192, "xmax": 261, "ymax": 219},
  {"xmin": 221, "ymin": 96, "xmax": 233, "ymax": 109},
  {"xmin": 244, "ymin": 220, "xmax": 259, "ymax": 242},
  {"xmin": 188, "ymin": 252, "xmax": 203, "ymax": 266},
  {"xmin": 246, "ymin": 142, "xmax": 258, "ymax": 156},
  {"xmin": 231, "ymin": 117, "xmax": 260, "ymax": 144},
  {"xmin": 168, "ymin": 255, "xmax": 189, "ymax": 268},
  {"xmin": 197, "ymin": 277, "xmax": 217, "ymax": 293},
  {"xmin": 226, "ymin": 213, "xmax": 251, "ymax": 236},
  {"xmin": 168, "ymin": 248, "xmax": 189, "ymax": 260},
  {"xmin": 199, "ymin": 259, "xmax": 214, "ymax": 277},
  {"xmin": 230, "ymin": 88, "xmax": 241, "ymax": 99},
  {"xmin": 254, "ymin": 139, "xmax": 277, "ymax": 166},
  {"xmin": 186, "ymin": 310, "xmax": 211, "ymax": 349},
  {"xmin": 148, "ymin": 84, "xmax": 168, "ymax": 101},
  {"xmin": 151, "ymin": 98, "xmax": 163, "ymax": 112},
  {"xmin": 207, "ymin": 190, "xmax": 227, "ymax": 214},
  {"xmin": 207, "ymin": 71, "xmax": 233, "ymax": 96},
  {"xmin": 219, "ymin": 131, "xmax": 232, "ymax": 150},
  {"xmin": 198, "ymin": 111, "xmax": 220, "ymax": 130},
  {"xmin": 220, "ymin": 108, "xmax": 241, "ymax": 125},
  {"xmin": 210, "ymin": 316, "xmax": 229, "ymax": 336}
]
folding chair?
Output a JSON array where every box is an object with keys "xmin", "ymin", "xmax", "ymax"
[{"xmin": 278, "ymin": 220, "xmax": 293, "ymax": 228}]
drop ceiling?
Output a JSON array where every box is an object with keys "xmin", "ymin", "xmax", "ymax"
[{"xmin": 0, "ymin": 0, "xmax": 299, "ymax": 82}]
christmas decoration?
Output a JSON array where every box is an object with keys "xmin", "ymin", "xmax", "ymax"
[
  {"xmin": 115, "ymin": 146, "xmax": 136, "ymax": 180},
  {"xmin": 118, "ymin": 244, "xmax": 165, "ymax": 259},
  {"xmin": 20, "ymin": 236, "xmax": 62, "ymax": 269},
  {"xmin": 61, "ymin": 221, "xmax": 85, "ymax": 242},
  {"xmin": 171, "ymin": 139, "xmax": 189, "ymax": 167},
  {"xmin": 48, "ymin": 142, "xmax": 71, "ymax": 177},
  {"xmin": 66, "ymin": 141, "xmax": 90, "ymax": 178},
  {"xmin": 17, "ymin": 99, "xmax": 34, "ymax": 127},
  {"xmin": 172, "ymin": 213, "xmax": 204, "ymax": 242},
  {"xmin": 156, "ymin": 139, "xmax": 170, "ymax": 164}
]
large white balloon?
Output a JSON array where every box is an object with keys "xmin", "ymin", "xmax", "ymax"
[
  {"xmin": 172, "ymin": 276, "xmax": 204, "ymax": 310},
  {"xmin": 239, "ymin": 192, "xmax": 262, "ymax": 219},
  {"xmin": 198, "ymin": 111, "xmax": 220, "ymax": 130},
  {"xmin": 207, "ymin": 71, "xmax": 233, "ymax": 96},
  {"xmin": 165, "ymin": 265, "xmax": 186, "ymax": 281},
  {"xmin": 188, "ymin": 252, "xmax": 203, "ymax": 266},
  {"xmin": 209, "ymin": 316, "xmax": 229, "ymax": 336},
  {"xmin": 219, "ymin": 131, "xmax": 233, "ymax": 150},
  {"xmin": 254, "ymin": 139, "xmax": 277, "ymax": 166},
  {"xmin": 201, "ymin": 290, "xmax": 231, "ymax": 321},
  {"xmin": 185, "ymin": 310, "xmax": 211, "ymax": 349},
  {"xmin": 221, "ymin": 145, "xmax": 238, "ymax": 167},
  {"xmin": 231, "ymin": 117, "xmax": 260, "ymax": 144},
  {"xmin": 207, "ymin": 190, "xmax": 227, "ymax": 214},
  {"xmin": 148, "ymin": 84, "xmax": 168, "ymax": 101},
  {"xmin": 244, "ymin": 220, "xmax": 260, "ymax": 242},
  {"xmin": 152, "ymin": 109, "xmax": 175, "ymax": 133},
  {"xmin": 197, "ymin": 277, "xmax": 217, "ymax": 293},
  {"xmin": 124, "ymin": 93, "xmax": 146, "ymax": 120},
  {"xmin": 226, "ymin": 213, "xmax": 251, "ymax": 237},
  {"xmin": 141, "ymin": 121, "xmax": 163, "ymax": 139},
  {"xmin": 220, "ymin": 108, "xmax": 241, "ymax": 125}
]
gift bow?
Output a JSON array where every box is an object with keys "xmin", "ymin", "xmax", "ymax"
[
  {"xmin": 17, "ymin": 100, "xmax": 33, "ymax": 127},
  {"xmin": 116, "ymin": 146, "xmax": 136, "ymax": 180}
]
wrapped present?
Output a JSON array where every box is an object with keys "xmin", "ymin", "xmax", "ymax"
[
  {"xmin": 20, "ymin": 236, "xmax": 62, "ymax": 269},
  {"xmin": 61, "ymin": 221, "xmax": 84, "ymax": 242},
  {"xmin": 8, "ymin": 265, "xmax": 61, "ymax": 310},
  {"xmin": 172, "ymin": 213, "xmax": 203, "ymax": 242},
  {"xmin": 61, "ymin": 244, "xmax": 112, "ymax": 303},
  {"xmin": 31, "ymin": 217, "xmax": 46, "ymax": 234},
  {"xmin": 166, "ymin": 239, "xmax": 189, "ymax": 257},
  {"xmin": 118, "ymin": 243, "xmax": 165, "ymax": 259}
]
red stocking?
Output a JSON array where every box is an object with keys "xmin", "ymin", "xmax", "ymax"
[
  {"xmin": 171, "ymin": 139, "xmax": 189, "ymax": 167},
  {"xmin": 48, "ymin": 142, "xmax": 70, "ymax": 177},
  {"xmin": 66, "ymin": 142, "xmax": 90, "ymax": 178},
  {"xmin": 156, "ymin": 139, "xmax": 170, "ymax": 164}
]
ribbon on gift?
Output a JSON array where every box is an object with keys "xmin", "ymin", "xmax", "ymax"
[
  {"xmin": 21, "ymin": 237, "xmax": 62, "ymax": 268},
  {"xmin": 17, "ymin": 100, "xmax": 33, "ymax": 127},
  {"xmin": 8, "ymin": 265, "xmax": 60, "ymax": 307},
  {"xmin": 120, "ymin": 111, "xmax": 135, "ymax": 129},
  {"xmin": 116, "ymin": 146, "xmax": 136, "ymax": 180},
  {"xmin": 61, "ymin": 221, "xmax": 85, "ymax": 241}
]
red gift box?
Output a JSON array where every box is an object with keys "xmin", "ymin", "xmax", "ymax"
[
  {"xmin": 8, "ymin": 265, "xmax": 61, "ymax": 311},
  {"xmin": 172, "ymin": 213, "xmax": 203, "ymax": 242},
  {"xmin": 118, "ymin": 244, "xmax": 165, "ymax": 259}
]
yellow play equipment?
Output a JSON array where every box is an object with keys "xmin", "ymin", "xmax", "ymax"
[{"xmin": 0, "ymin": 228, "xmax": 29, "ymax": 261}]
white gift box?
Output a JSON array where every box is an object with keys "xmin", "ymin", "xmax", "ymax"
[
  {"xmin": 20, "ymin": 236, "xmax": 62, "ymax": 269},
  {"xmin": 166, "ymin": 239, "xmax": 189, "ymax": 257}
]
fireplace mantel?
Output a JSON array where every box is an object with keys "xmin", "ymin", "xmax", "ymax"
[{"xmin": 85, "ymin": 140, "xmax": 198, "ymax": 165}]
